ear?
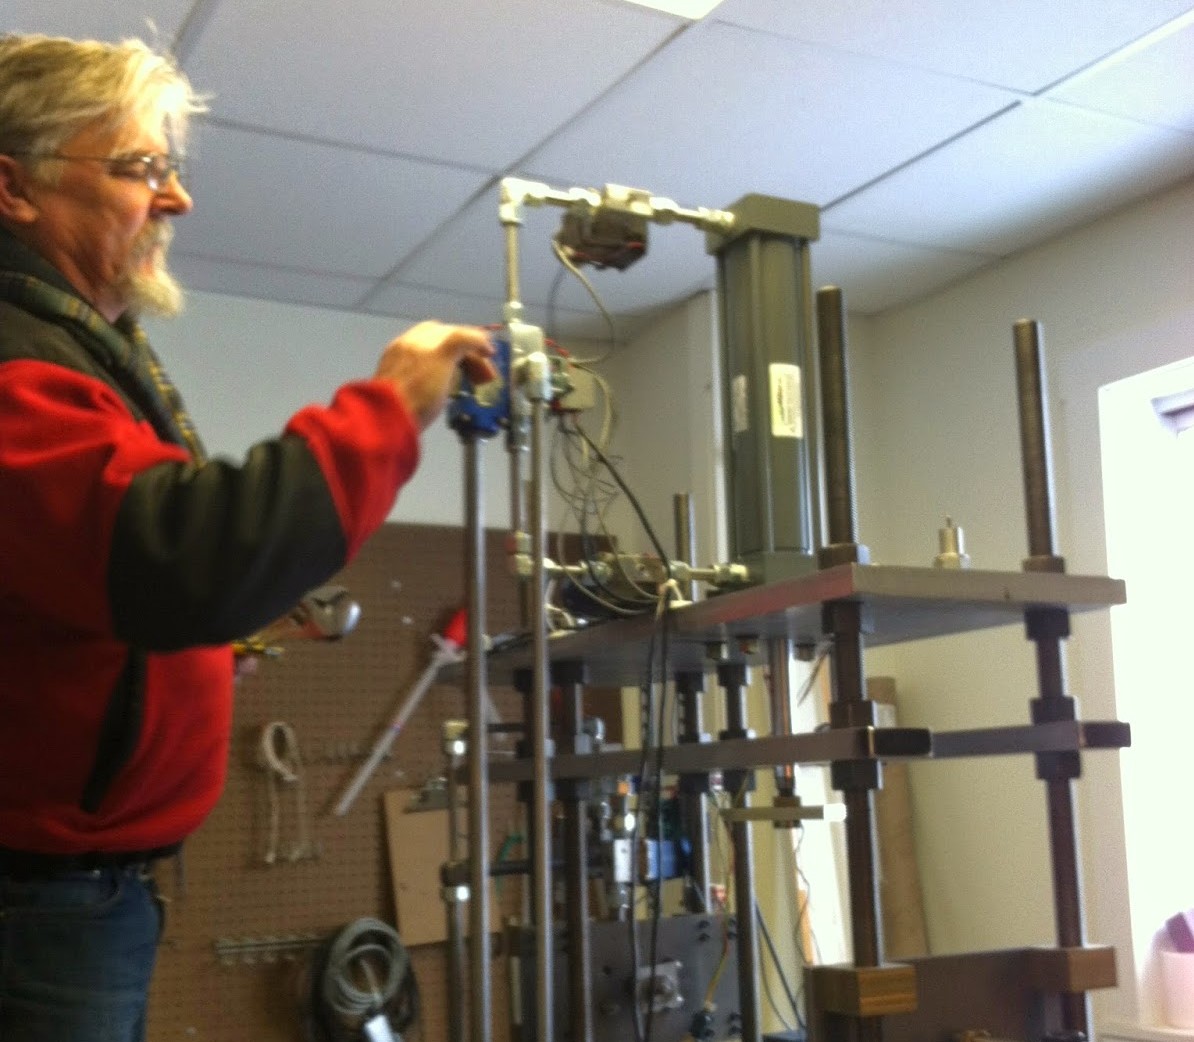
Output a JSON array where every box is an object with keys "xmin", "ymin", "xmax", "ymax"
[{"xmin": 0, "ymin": 155, "xmax": 41, "ymax": 225}]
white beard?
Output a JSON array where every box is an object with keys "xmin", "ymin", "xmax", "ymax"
[{"xmin": 119, "ymin": 222, "xmax": 185, "ymax": 318}]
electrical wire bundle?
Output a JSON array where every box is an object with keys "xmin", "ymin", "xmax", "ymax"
[
  {"xmin": 545, "ymin": 222, "xmax": 692, "ymax": 1042},
  {"xmin": 543, "ymin": 231, "xmax": 684, "ymax": 628},
  {"xmin": 305, "ymin": 918, "xmax": 418, "ymax": 1042}
]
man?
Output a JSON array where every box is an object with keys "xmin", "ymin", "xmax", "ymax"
[{"xmin": 0, "ymin": 33, "xmax": 495, "ymax": 1041}]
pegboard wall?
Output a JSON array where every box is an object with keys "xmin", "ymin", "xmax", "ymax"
[{"xmin": 147, "ymin": 522, "xmax": 548, "ymax": 1042}]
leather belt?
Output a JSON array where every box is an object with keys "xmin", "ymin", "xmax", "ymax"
[{"xmin": 0, "ymin": 843, "xmax": 180, "ymax": 880}]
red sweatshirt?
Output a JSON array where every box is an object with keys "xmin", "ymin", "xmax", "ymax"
[{"xmin": 0, "ymin": 296, "xmax": 420, "ymax": 854}]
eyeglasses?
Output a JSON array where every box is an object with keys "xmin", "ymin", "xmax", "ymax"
[{"xmin": 6, "ymin": 151, "xmax": 187, "ymax": 193}]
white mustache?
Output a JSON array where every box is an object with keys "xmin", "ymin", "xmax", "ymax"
[{"xmin": 132, "ymin": 222, "xmax": 174, "ymax": 265}]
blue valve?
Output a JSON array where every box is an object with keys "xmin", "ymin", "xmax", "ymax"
[{"xmin": 448, "ymin": 332, "xmax": 511, "ymax": 437}]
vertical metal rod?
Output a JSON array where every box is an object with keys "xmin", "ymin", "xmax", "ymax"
[
  {"xmin": 814, "ymin": 286, "xmax": 881, "ymax": 1041},
  {"xmin": 816, "ymin": 284, "xmax": 882, "ymax": 1026},
  {"xmin": 767, "ymin": 637, "xmax": 797, "ymax": 797},
  {"xmin": 528, "ymin": 399, "xmax": 554, "ymax": 1042},
  {"xmin": 503, "ymin": 223, "xmax": 522, "ymax": 309},
  {"xmin": 1014, "ymin": 321, "xmax": 1089, "ymax": 1036},
  {"xmin": 562, "ymin": 821, "xmax": 591, "ymax": 1042},
  {"xmin": 560, "ymin": 673, "xmax": 593, "ymax": 1042},
  {"xmin": 503, "ymin": 200, "xmax": 530, "ymax": 628},
  {"xmin": 1042, "ymin": 762, "xmax": 1084, "ymax": 948},
  {"xmin": 509, "ymin": 445, "xmax": 530, "ymax": 629},
  {"xmin": 816, "ymin": 286, "xmax": 860, "ymax": 550},
  {"xmin": 842, "ymin": 793, "xmax": 882, "ymax": 967},
  {"xmin": 801, "ymin": 242, "xmax": 826, "ymax": 551},
  {"xmin": 509, "ymin": 439, "xmax": 525, "ymax": 536},
  {"xmin": 464, "ymin": 438, "xmax": 492, "ymax": 1042},
  {"xmin": 1031, "ymin": 626, "xmax": 1089, "ymax": 1037},
  {"xmin": 673, "ymin": 492, "xmax": 697, "ymax": 603},
  {"xmin": 831, "ymin": 624, "xmax": 885, "ymax": 1042},
  {"xmin": 731, "ymin": 819, "xmax": 760, "ymax": 1042},
  {"xmin": 445, "ymin": 739, "xmax": 468, "ymax": 1042},
  {"xmin": 721, "ymin": 669, "xmax": 761, "ymax": 1042},
  {"xmin": 676, "ymin": 671, "xmax": 712, "ymax": 914},
  {"xmin": 832, "ymin": 619, "xmax": 883, "ymax": 970},
  {"xmin": 1050, "ymin": 786, "xmax": 1090, "ymax": 1033},
  {"xmin": 1013, "ymin": 319, "xmax": 1062, "ymax": 568}
]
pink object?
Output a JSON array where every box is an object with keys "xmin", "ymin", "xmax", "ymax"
[{"xmin": 1166, "ymin": 909, "xmax": 1194, "ymax": 953}]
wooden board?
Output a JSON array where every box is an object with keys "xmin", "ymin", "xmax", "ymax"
[
  {"xmin": 869, "ymin": 675, "xmax": 930, "ymax": 960},
  {"xmin": 384, "ymin": 790, "xmax": 503, "ymax": 948}
]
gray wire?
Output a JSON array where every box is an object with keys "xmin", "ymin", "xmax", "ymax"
[
  {"xmin": 318, "ymin": 918, "xmax": 412, "ymax": 1025},
  {"xmin": 550, "ymin": 238, "xmax": 619, "ymax": 362}
]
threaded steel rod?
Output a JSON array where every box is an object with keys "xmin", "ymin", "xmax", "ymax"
[
  {"xmin": 816, "ymin": 287, "xmax": 859, "ymax": 549},
  {"xmin": 464, "ymin": 437, "xmax": 492, "ymax": 1042},
  {"xmin": 529, "ymin": 400, "xmax": 553, "ymax": 1042},
  {"xmin": 1014, "ymin": 319, "xmax": 1063, "ymax": 570}
]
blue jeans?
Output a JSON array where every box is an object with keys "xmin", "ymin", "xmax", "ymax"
[{"xmin": 0, "ymin": 866, "xmax": 162, "ymax": 1042}]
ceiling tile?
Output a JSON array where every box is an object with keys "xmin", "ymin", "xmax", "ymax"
[
  {"xmin": 177, "ymin": 122, "xmax": 491, "ymax": 278},
  {"xmin": 170, "ymin": 253, "xmax": 377, "ymax": 312},
  {"xmin": 1048, "ymin": 19, "xmax": 1194, "ymax": 133},
  {"xmin": 371, "ymin": 189, "xmax": 719, "ymax": 330},
  {"xmin": 373, "ymin": 194, "xmax": 510, "ymax": 303},
  {"xmin": 3, "ymin": 0, "xmax": 1191, "ymax": 330},
  {"xmin": 519, "ymin": 20, "xmax": 1019, "ymax": 209},
  {"xmin": 0, "ymin": 0, "xmax": 194, "ymax": 43},
  {"xmin": 824, "ymin": 100, "xmax": 1194, "ymax": 256},
  {"xmin": 712, "ymin": 0, "xmax": 1194, "ymax": 93},
  {"xmin": 181, "ymin": 0, "xmax": 683, "ymax": 170}
]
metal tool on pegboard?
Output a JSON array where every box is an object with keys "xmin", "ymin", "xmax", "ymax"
[
  {"xmin": 233, "ymin": 584, "xmax": 362, "ymax": 658},
  {"xmin": 332, "ymin": 609, "xmax": 469, "ymax": 817}
]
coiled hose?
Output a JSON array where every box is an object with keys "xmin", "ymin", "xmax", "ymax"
[{"xmin": 307, "ymin": 918, "xmax": 418, "ymax": 1041}]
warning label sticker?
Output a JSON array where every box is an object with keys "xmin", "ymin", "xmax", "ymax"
[{"xmin": 769, "ymin": 363, "xmax": 802, "ymax": 438}]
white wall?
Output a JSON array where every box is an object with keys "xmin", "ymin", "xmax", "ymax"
[
  {"xmin": 599, "ymin": 291, "xmax": 724, "ymax": 565},
  {"xmin": 852, "ymin": 173, "xmax": 1194, "ymax": 1030},
  {"xmin": 143, "ymin": 294, "xmax": 512, "ymax": 528}
]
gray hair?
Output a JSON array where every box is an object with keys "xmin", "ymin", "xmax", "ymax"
[{"xmin": 0, "ymin": 34, "xmax": 206, "ymax": 172}]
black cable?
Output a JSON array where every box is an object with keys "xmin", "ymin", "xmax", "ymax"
[
  {"xmin": 629, "ymin": 569, "xmax": 682, "ymax": 1042},
  {"xmin": 554, "ymin": 423, "xmax": 660, "ymax": 617},
  {"xmin": 560, "ymin": 400, "xmax": 679, "ymax": 1042},
  {"xmin": 573, "ymin": 425, "xmax": 673, "ymax": 580},
  {"xmin": 755, "ymin": 899, "xmax": 805, "ymax": 1031},
  {"xmin": 759, "ymin": 946, "xmax": 794, "ymax": 1033}
]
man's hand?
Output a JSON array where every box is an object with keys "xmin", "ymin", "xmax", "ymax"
[{"xmin": 374, "ymin": 320, "xmax": 498, "ymax": 430}]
